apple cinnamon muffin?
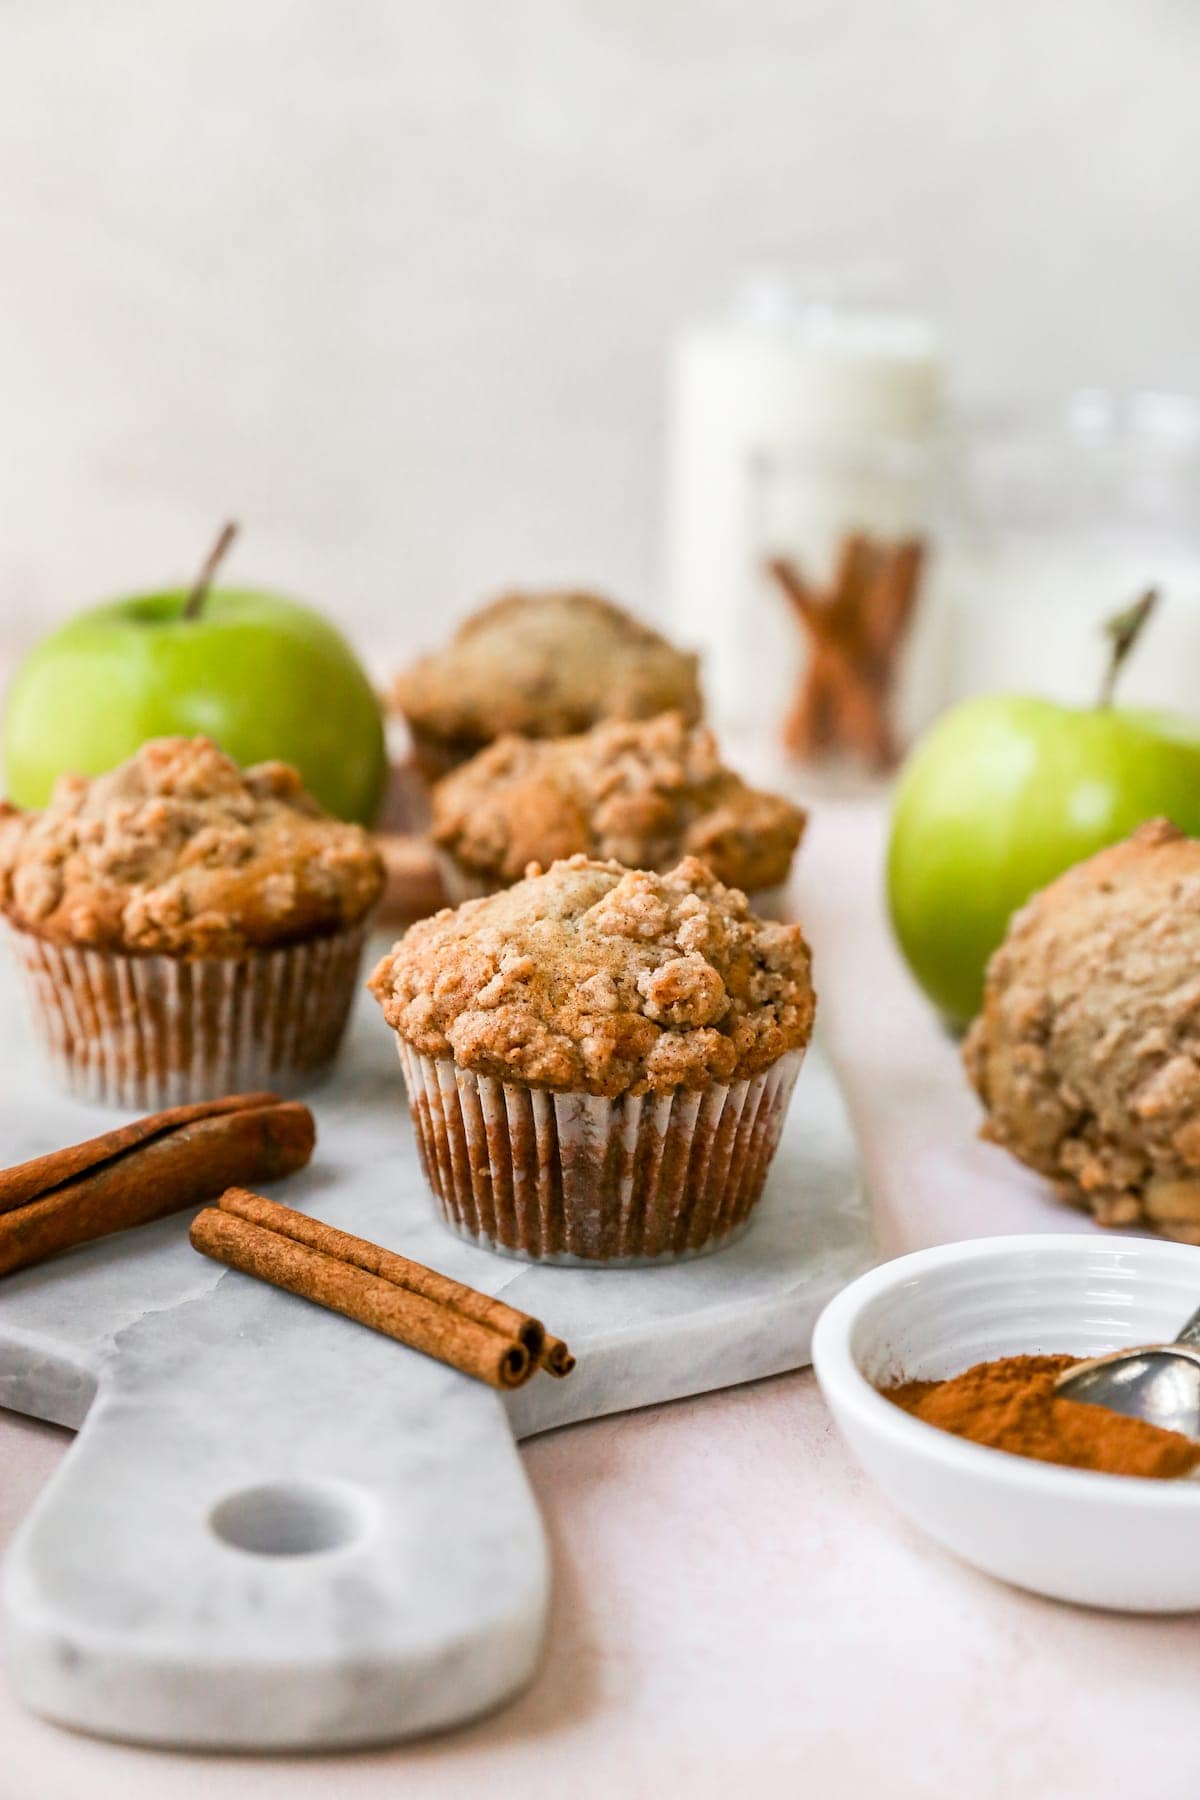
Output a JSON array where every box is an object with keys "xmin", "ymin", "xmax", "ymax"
[
  {"xmin": 965, "ymin": 819, "xmax": 1200, "ymax": 1242},
  {"xmin": 431, "ymin": 711, "xmax": 806, "ymax": 908},
  {"xmin": 0, "ymin": 736, "xmax": 384, "ymax": 1106},
  {"xmin": 369, "ymin": 854, "xmax": 814, "ymax": 1261},
  {"xmin": 391, "ymin": 590, "xmax": 703, "ymax": 779}
]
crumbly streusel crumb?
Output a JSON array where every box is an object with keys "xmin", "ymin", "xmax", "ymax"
[
  {"xmin": 431, "ymin": 711, "xmax": 805, "ymax": 893},
  {"xmin": 390, "ymin": 591, "xmax": 703, "ymax": 755},
  {"xmin": 369, "ymin": 854, "xmax": 815, "ymax": 1096},
  {"xmin": 0, "ymin": 736, "xmax": 385, "ymax": 956},
  {"xmin": 965, "ymin": 819, "xmax": 1200, "ymax": 1240}
]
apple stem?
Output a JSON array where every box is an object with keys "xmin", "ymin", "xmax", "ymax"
[
  {"xmin": 1097, "ymin": 588, "xmax": 1159, "ymax": 708},
  {"xmin": 181, "ymin": 521, "xmax": 240, "ymax": 622}
]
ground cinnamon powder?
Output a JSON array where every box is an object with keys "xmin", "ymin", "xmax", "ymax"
[{"xmin": 884, "ymin": 1354, "xmax": 1200, "ymax": 1480}]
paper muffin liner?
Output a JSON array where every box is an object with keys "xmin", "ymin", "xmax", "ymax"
[
  {"xmin": 406, "ymin": 725, "xmax": 482, "ymax": 787},
  {"xmin": 436, "ymin": 850, "xmax": 791, "ymax": 919},
  {"xmin": 434, "ymin": 851, "xmax": 500, "ymax": 907},
  {"xmin": 394, "ymin": 1043, "xmax": 804, "ymax": 1264},
  {"xmin": 6, "ymin": 920, "xmax": 371, "ymax": 1110}
]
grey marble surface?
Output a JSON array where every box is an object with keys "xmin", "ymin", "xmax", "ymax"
[{"xmin": 0, "ymin": 950, "xmax": 868, "ymax": 1749}]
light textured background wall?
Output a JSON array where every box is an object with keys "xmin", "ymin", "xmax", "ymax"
[{"xmin": 2, "ymin": 0, "xmax": 1197, "ymax": 670}]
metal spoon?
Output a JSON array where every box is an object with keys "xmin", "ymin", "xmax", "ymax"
[{"xmin": 1055, "ymin": 1303, "xmax": 1200, "ymax": 1440}]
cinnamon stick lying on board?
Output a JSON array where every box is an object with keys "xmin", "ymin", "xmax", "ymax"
[
  {"xmin": 541, "ymin": 1336, "xmax": 575, "ymax": 1378},
  {"xmin": 0, "ymin": 1092, "xmax": 282, "ymax": 1216},
  {"xmin": 0, "ymin": 1099, "xmax": 315, "ymax": 1279},
  {"xmin": 190, "ymin": 1187, "xmax": 575, "ymax": 1390}
]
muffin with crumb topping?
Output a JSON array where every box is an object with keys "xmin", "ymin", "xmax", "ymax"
[
  {"xmin": 0, "ymin": 736, "xmax": 384, "ymax": 1106},
  {"xmin": 431, "ymin": 711, "xmax": 805, "ymax": 910},
  {"xmin": 390, "ymin": 590, "xmax": 703, "ymax": 779},
  {"xmin": 369, "ymin": 854, "xmax": 814, "ymax": 1262},
  {"xmin": 966, "ymin": 818, "xmax": 1200, "ymax": 1242}
]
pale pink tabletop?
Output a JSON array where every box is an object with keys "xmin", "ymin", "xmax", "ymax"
[{"xmin": 3, "ymin": 803, "xmax": 1198, "ymax": 1800}]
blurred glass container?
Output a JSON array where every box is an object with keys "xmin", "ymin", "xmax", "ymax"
[
  {"xmin": 663, "ymin": 271, "xmax": 949, "ymax": 767},
  {"xmin": 749, "ymin": 429, "xmax": 954, "ymax": 772},
  {"xmin": 949, "ymin": 393, "xmax": 1200, "ymax": 711}
]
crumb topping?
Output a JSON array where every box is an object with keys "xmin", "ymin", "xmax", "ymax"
[
  {"xmin": 0, "ymin": 737, "xmax": 385, "ymax": 955},
  {"xmin": 391, "ymin": 591, "xmax": 703, "ymax": 752},
  {"xmin": 431, "ymin": 712, "xmax": 805, "ymax": 893},
  {"xmin": 369, "ymin": 854, "xmax": 815, "ymax": 1095},
  {"xmin": 965, "ymin": 819, "xmax": 1200, "ymax": 1240}
]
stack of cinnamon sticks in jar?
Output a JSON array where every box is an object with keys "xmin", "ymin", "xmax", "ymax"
[{"xmin": 770, "ymin": 530, "xmax": 925, "ymax": 770}]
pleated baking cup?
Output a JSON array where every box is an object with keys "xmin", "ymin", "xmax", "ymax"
[
  {"xmin": 394, "ymin": 1043, "xmax": 804, "ymax": 1264},
  {"xmin": 433, "ymin": 851, "xmax": 499, "ymax": 907},
  {"xmin": 405, "ymin": 725, "xmax": 486, "ymax": 787},
  {"xmin": 5, "ymin": 920, "xmax": 372, "ymax": 1110}
]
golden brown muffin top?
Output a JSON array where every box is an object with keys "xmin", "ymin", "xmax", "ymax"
[
  {"xmin": 964, "ymin": 819, "xmax": 1200, "ymax": 1239},
  {"xmin": 369, "ymin": 853, "xmax": 814, "ymax": 1096},
  {"xmin": 431, "ymin": 712, "xmax": 805, "ymax": 893},
  {"xmin": 391, "ymin": 591, "xmax": 703, "ymax": 752},
  {"xmin": 0, "ymin": 737, "xmax": 385, "ymax": 956}
]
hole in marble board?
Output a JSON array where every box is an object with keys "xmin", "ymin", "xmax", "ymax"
[{"xmin": 210, "ymin": 1481, "xmax": 371, "ymax": 1557}]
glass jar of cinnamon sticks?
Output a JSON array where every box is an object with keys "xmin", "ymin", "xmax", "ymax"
[{"xmin": 753, "ymin": 432, "xmax": 957, "ymax": 785}]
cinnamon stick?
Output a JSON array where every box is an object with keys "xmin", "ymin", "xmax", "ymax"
[
  {"xmin": 218, "ymin": 1186, "xmax": 546, "ymax": 1362},
  {"xmin": 864, "ymin": 537, "xmax": 923, "ymax": 658},
  {"xmin": 373, "ymin": 831, "xmax": 450, "ymax": 925},
  {"xmin": 0, "ymin": 1092, "xmax": 281, "ymax": 1216},
  {"xmin": 0, "ymin": 1102, "xmax": 315, "ymax": 1279},
  {"xmin": 829, "ymin": 531, "xmax": 877, "ymax": 625},
  {"xmin": 191, "ymin": 1207, "xmax": 531, "ymax": 1388},
  {"xmin": 770, "ymin": 531, "xmax": 925, "ymax": 770},
  {"xmin": 541, "ymin": 1336, "xmax": 576, "ymax": 1378},
  {"xmin": 189, "ymin": 1188, "xmax": 575, "ymax": 1390}
]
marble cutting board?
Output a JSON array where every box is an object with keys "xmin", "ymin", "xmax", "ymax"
[{"xmin": 0, "ymin": 955, "xmax": 870, "ymax": 1751}]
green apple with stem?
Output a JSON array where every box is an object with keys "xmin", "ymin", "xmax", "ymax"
[
  {"xmin": 3, "ymin": 523, "xmax": 387, "ymax": 824},
  {"xmin": 887, "ymin": 590, "xmax": 1200, "ymax": 1027}
]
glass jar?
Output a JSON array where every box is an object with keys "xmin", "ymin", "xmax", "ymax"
[
  {"xmin": 947, "ymin": 393, "xmax": 1200, "ymax": 711},
  {"xmin": 663, "ymin": 271, "xmax": 948, "ymax": 779},
  {"xmin": 747, "ymin": 428, "xmax": 954, "ymax": 773}
]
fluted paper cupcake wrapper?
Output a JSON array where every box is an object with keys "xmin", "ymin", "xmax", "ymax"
[
  {"xmin": 6, "ymin": 921, "xmax": 371, "ymax": 1110},
  {"xmin": 436, "ymin": 851, "xmax": 790, "ymax": 921},
  {"xmin": 433, "ymin": 852, "xmax": 496, "ymax": 908},
  {"xmin": 395, "ymin": 1044, "xmax": 804, "ymax": 1265}
]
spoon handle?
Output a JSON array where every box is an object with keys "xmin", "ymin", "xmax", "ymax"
[{"xmin": 1175, "ymin": 1302, "xmax": 1200, "ymax": 1348}]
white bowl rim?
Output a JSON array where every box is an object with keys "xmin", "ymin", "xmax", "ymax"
[{"xmin": 812, "ymin": 1232, "xmax": 1200, "ymax": 1506}]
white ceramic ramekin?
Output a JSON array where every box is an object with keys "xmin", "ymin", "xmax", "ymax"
[{"xmin": 812, "ymin": 1233, "xmax": 1200, "ymax": 1612}]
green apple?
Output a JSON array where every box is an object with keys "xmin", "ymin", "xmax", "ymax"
[
  {"xmin": 4, "ymin": 585, "xmax": 386, "ymax": 825},
  {"xmin": 887, "ymin": 693, "xmax": 1200, "ymax": 1027}
]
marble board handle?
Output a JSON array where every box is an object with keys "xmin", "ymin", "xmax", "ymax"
[{"xmin": 2, "ymin": 1275, "xmax": 549, "ymax": 1748}]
